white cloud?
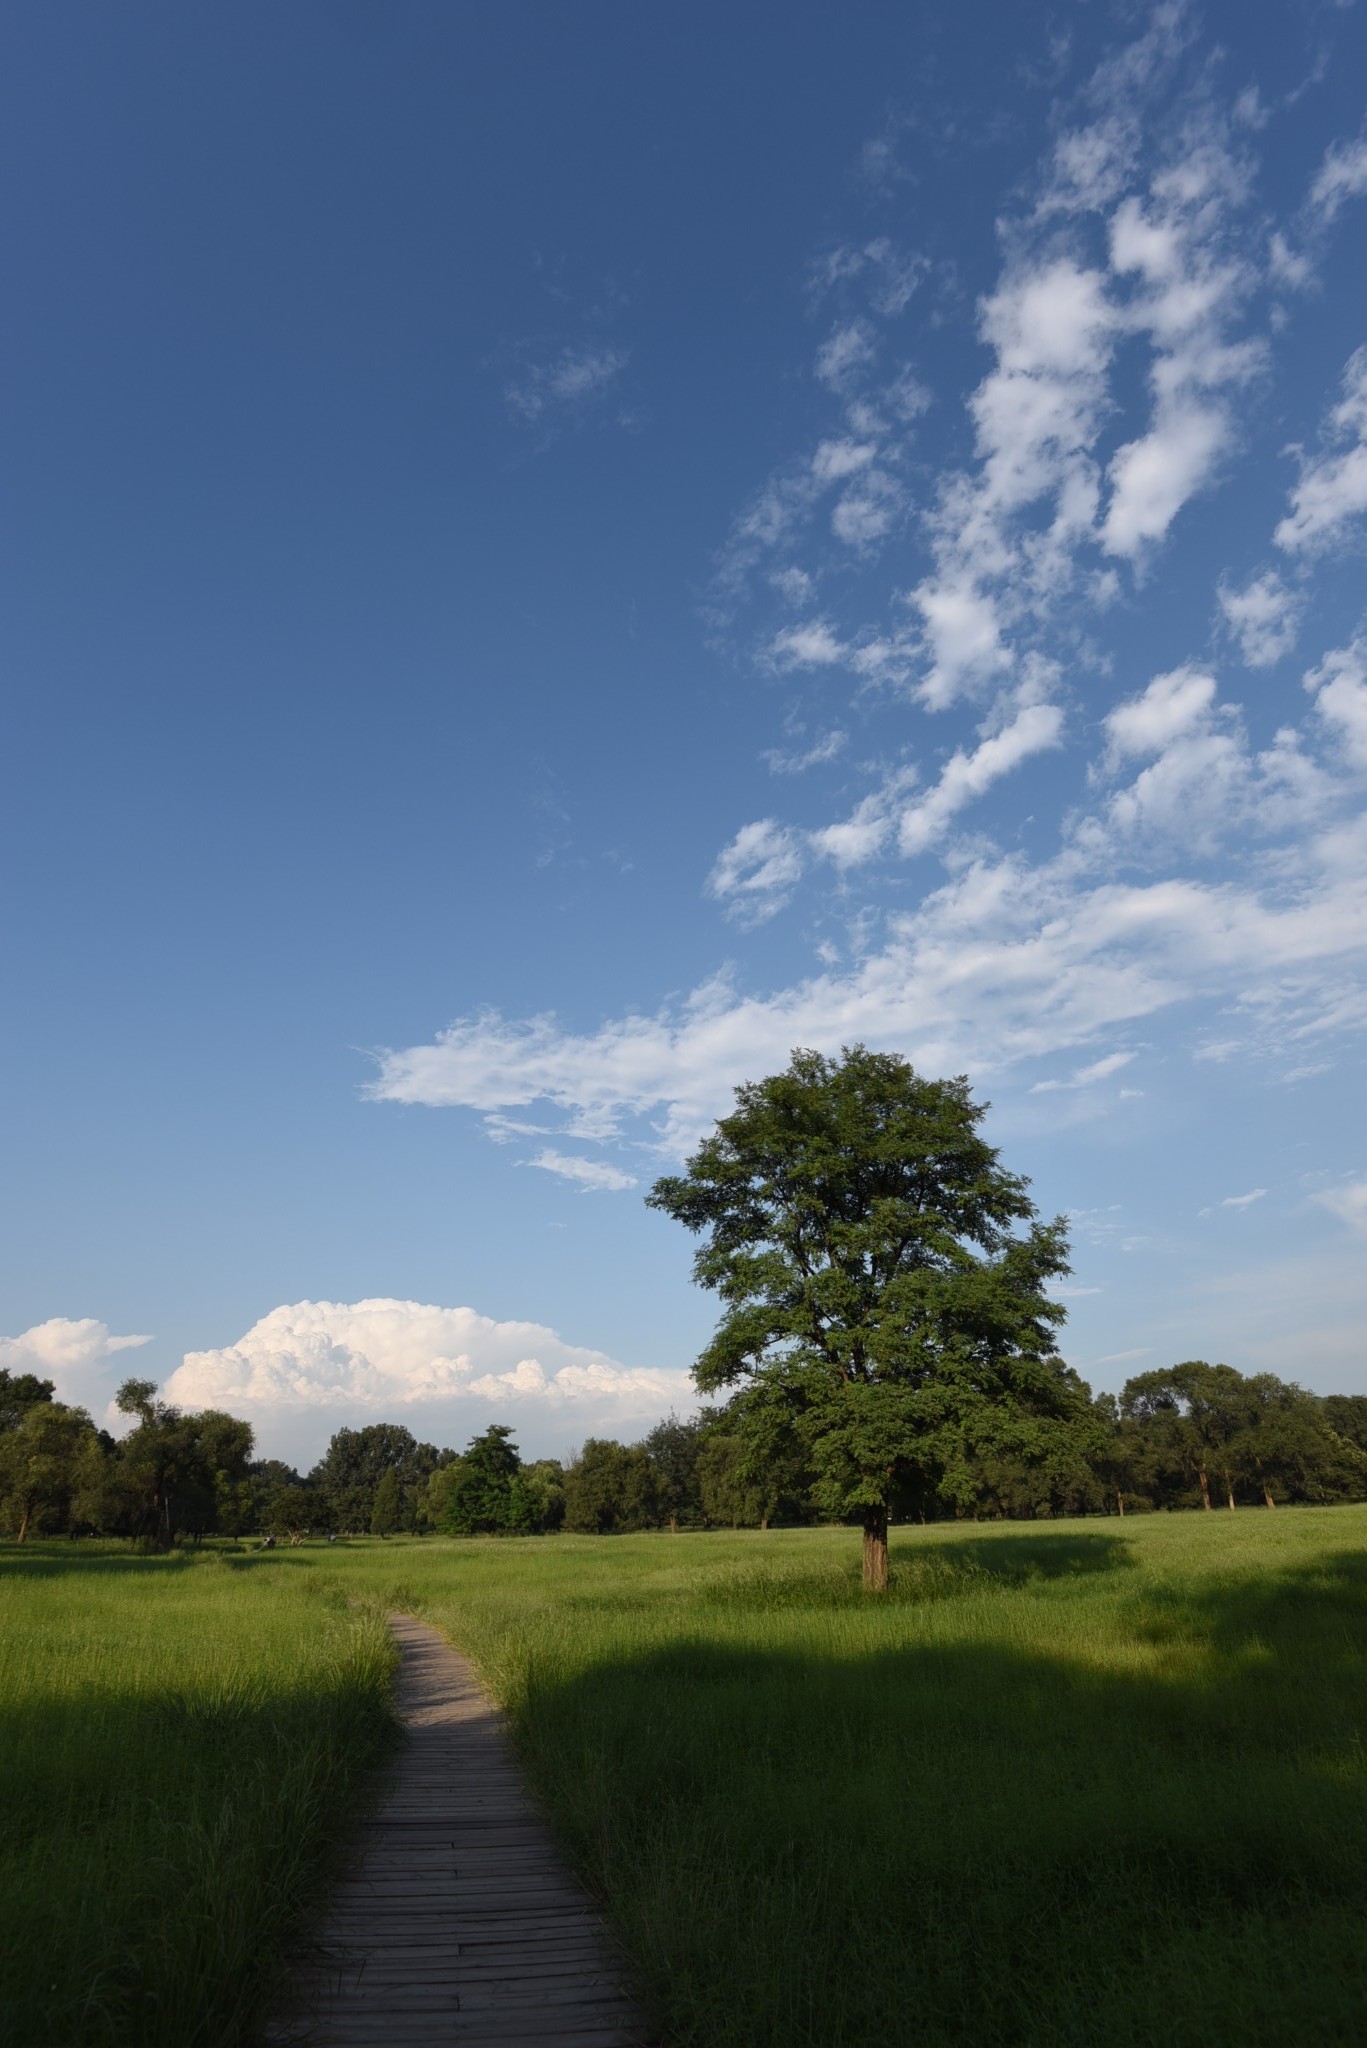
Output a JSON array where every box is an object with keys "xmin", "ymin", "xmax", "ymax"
[
  {"xmin": 898, "ymin": 697, "xmax": 1064, "ymax": 855},
  {"xmin": 167, "ymin": 1301, "xmax": 693, "ymax": 1428},
  {"xmin": 0, "ymin": 1318, "xmax": 152, "ymax": 1409},
  {"xmin": 764, "ymin": 729, "xmax": 847, "ymax": 775},
  {"xmin": 1308, "ymin": 136, "xmax": 1367, "ymax": 224},
  {"xmin": 815, "ymin": 321, "xmax": 877, "ymax": 391},
  {"xmin": 368, "ymin": 808, "xmax": 1367, "ymax": 1160},
  {"xmin": 1305, "ymin": 639, "xmax": 1367, "ymax": 768},
  {"xmin": 811, "ymin": 438, "xmax": 877, "ymax": 482},
  {"xmin": 1314, "ymin": 1180, "xmax": 1367, "ymax": 1232},
  {"xmin": 1276, "ymin": 348, "xmax": 1367, "ymax": 554},
  {"xmin": 1030, "ymin": 1051, "xmax": 1135, "ymax": 1094},
  {"xmin": 506, "ymin": 344, "xmax": 629, "ymax": 422},
  {"xmin": 526, "ymin": 1149, "xmax": 636, "ymax": 1193},
  {"xmin": 831, "ymin": 470, "xmax": 906, "ymax": 548},
  {"xmin": 768, "ymin": 619, "xmax": 848, "ymax": 669},
  {"xmin": 1218, "ymin": 570, "xmax": 1302, "ymax": 667},
  {"xmin": 707, "ymin": 819, "xmax": 806, "ymax": 921},
  {"xmin": 1103, "ymin": 665, "xmax": 1217, "ymax": 759},
  {"xmin": 1220, "ymin": 1187, "xmax": 1268, "ymax": 1209}
]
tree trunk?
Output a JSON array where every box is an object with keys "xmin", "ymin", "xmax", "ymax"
[
  {"xmin": 1198, "ymin": 1463, "xmax": 1212, "ymax": 1511},
  {"xmin": 1263, "ymin": 1483, "xmax": 1276, "ymax": 1509},
  {"xmin": 1116, "ymin": 1489, "xmax": 1125, "ymax": 1518},
  {"xmin": 16, "ymin": 1505, "xmax": 30, "ymax": 1544},
  {"xmin": 760, "ymin": 1516, "xmax": 769, "ymax": 1532},
  {"xmin": 668, "ymin": 1514, "xmax": 678, "ymax": 1535},
  {"xmin": 862, "ymin": 1504, "xmax": 889, "ymax": 1591},
  {"xmin": 1227, "ymin": 1482, "xmax": 1236, "ymax": 1511}
]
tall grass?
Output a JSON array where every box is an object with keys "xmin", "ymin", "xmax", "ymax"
[
  {"xmin": 324, "ymin": 1510, "xmax": 1367, "ymax": 2047},
  {"xmin": 6, "ymin": 1513, "xmax": 1366, "ymax": 2045},
  {"xmin": 0, "ymin": 1546, "xmax": 397, "ymax": 2047}
]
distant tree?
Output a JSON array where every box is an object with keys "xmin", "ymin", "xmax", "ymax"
[
  {"xmin": 370, "ymin": 1467, "xmax": 401, "ymax": 1537},
  {"xmin": 0, "ymin": 1369, "xmax": 57, "ymax": 1433},
  {"xmin": 262, "ymin": 1485, "xmax": 321, "ymax": 1543},
  {"xmin": 0, "ymin": 1401, "xmax": 105, "ymax": 1541},
  {"xmin": 563, "ymin": 1439, "xmax": 657, "ymax": 1533},
  {"xmin": 648, "ymin": 1045, "xmax": 1072, "ymax": 1587},
  {"xmin": 1236, "ymin": 1374, "xmax": 1357, "ymax": 1506},
  {"xmin": 438, "ymin": 1425, "xmax": 526, "ymax": 1535},
  {"xmin": 311, "ymin": 1424, "xmax": 443, "ymax": 1533},
  {"xmin": 1321, "ymin": 1395, "xmax": 1367, "ymax": 1463},
  {"xmin": 643, "ymin": 1413, "xmax": 708, "ymax": 1531},
  {"xmin": 1123, "ymin": 1363, "xmax": 1252, "ymax": 1511},
  {"xmin": 112, "ymin": 1380, "xmax": 254, "ymax": 1545},
  {"xmin": 520, "ymin": 1459, "xmax": 567, "ymax": 1533}
]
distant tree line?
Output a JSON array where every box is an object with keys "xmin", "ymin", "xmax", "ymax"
[{"xmin": 3, "ymin": 1359, "xmax": 1365, "ymax": 1545}]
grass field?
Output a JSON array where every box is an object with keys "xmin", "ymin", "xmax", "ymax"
[
  {"xmin": 4, "ymin": 1511, "xmax": 1366, "ymax": 2046},
  {"xmin": 0, "ymin": 1548, "xmax": 397, "ymax": 2047}
]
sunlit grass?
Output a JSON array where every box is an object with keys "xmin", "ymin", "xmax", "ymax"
[
  {"xmin": 5, "ymin": 1511, "xmax": 1365, "ymax": 2046},
  {"xmin": 0, "ymin": 1547, "xmax": 397, "ymax": 2047},
  {"xmin": 323, "ymin": 1510, "xmax": 1367, "ymax": 2047}
]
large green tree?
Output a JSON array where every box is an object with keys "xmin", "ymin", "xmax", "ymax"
[{"xmin": 648, "ymin": 1045, "xmax": 1072, "ymax": 1587}]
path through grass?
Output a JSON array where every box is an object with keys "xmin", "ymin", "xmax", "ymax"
[
  {"xmin": 325, "ymin": 1510, "xmax": 1367, "ymax": 2047},
  {"xmin": 6, "ymin": 1512, "xmax": 1365, "ymax": 2045}
]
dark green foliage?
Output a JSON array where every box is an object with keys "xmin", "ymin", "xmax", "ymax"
[
  {"xmin": 369, "ymin": 1467, "xmax": 401, "ymax": 1536},
  {"xmin": 309, "ymin": 1423, "xmax": 447, "ymax": 1533},
  {"xmin": 564, "ymin": 1439, "xmax": 658, "ymax": 1533},
  {"xmin": 436, "ymin": 1425, "xmax": 523, "ymax": 1534},
  {"xmin": 642, "ymin": 1412, "xmax": 710, "ymax": 1529},
  {"xmin": 0, "ymin": 1369, "xmax": 57, "ymax": 1431},
  {"xmin": 648, "ymin": 1046, "xmax": 1075, "ymax": 1542},
  {"xmin": 109, "ymin": 1381, "xmax": 255, "ymax": 1545}
]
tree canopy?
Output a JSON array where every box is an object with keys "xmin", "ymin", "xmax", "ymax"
[{"xmin": 648, "ymin": 1044, "xmax": 1077, "ymax": 1585}]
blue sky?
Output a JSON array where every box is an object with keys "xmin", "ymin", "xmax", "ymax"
[{"xmin": 3, "ymin": 0, "xmax": 1365, "ymax": 1467}]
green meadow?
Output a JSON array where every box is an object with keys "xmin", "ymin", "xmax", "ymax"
[
  {"xmin": 4, "ymin": 1509, "xmax": 1366, "ymax": 2045},
  {"xmin": 0, "ymin": 1550, "xmax": 397, "ymax": 2047}
]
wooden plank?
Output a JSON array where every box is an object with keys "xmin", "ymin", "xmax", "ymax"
[{"xmin": 264, "ymin": 1612, "xmax": 646, "ymax": 2047}]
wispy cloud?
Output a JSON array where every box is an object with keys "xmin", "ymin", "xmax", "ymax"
[
  {"xmin": 506, "ymin": 343, "xmax": 630, "ymax": 423},
  {"xmin": 1031, "ymin": 1051, "xmax": 1135, "ymax": 1094},
  {"xmin": 1314, "ymin": 1179, "xmax": 1367, "ymax": 1233},
  {"xmin": 1220, "ymin": 1187, "xmax": 1268, "ymax": 1209},
  {"xmin": 525, "ymin": 1149, "xmax": 637, "ymax": 1193},
  {"xmin": 1275, "ymin": 348, "xmax": 1367, "ymax": 554}
]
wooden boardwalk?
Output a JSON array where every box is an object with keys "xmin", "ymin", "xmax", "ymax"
[{"xmin": 266, "ymin": 1613, "xmax": 647, "ymax": 2047}]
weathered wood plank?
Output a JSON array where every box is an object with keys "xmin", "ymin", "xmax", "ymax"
[{"xmin": 264, "ymin": 1612, "xmax": 647, "ymax": 2047}]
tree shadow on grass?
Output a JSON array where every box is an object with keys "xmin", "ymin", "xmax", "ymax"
[
  {"xmin": 507, "ymin": 1538, "xmax": 1367, "ymax": 2048},
  {"xmin": 0, "ymin": 1543, "xmax": 330, "ymax": 1581},
  {"xmin": 924, "ymin": 1528, "xmax": 1138, "ymax": 1582}
]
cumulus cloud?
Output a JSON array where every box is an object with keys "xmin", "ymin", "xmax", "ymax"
[
  {"xmin": 1276, "ymin": 349, "xmax": 1367, "ymax": 554},
  {"xmin": 166, "ymin": 1301, "xmax": 693, "ymax": 1432},
  {"xmin": 0, "ymin": 1318, "xmax": 152, "ymax": 1410},
  {"xmin": 1103, "ymin": 666, "xmax": 1218, "ymax": 760},
  {"xmin": 1218, "ymin": 570, "xmax": 1302, "ymax": 667}
]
